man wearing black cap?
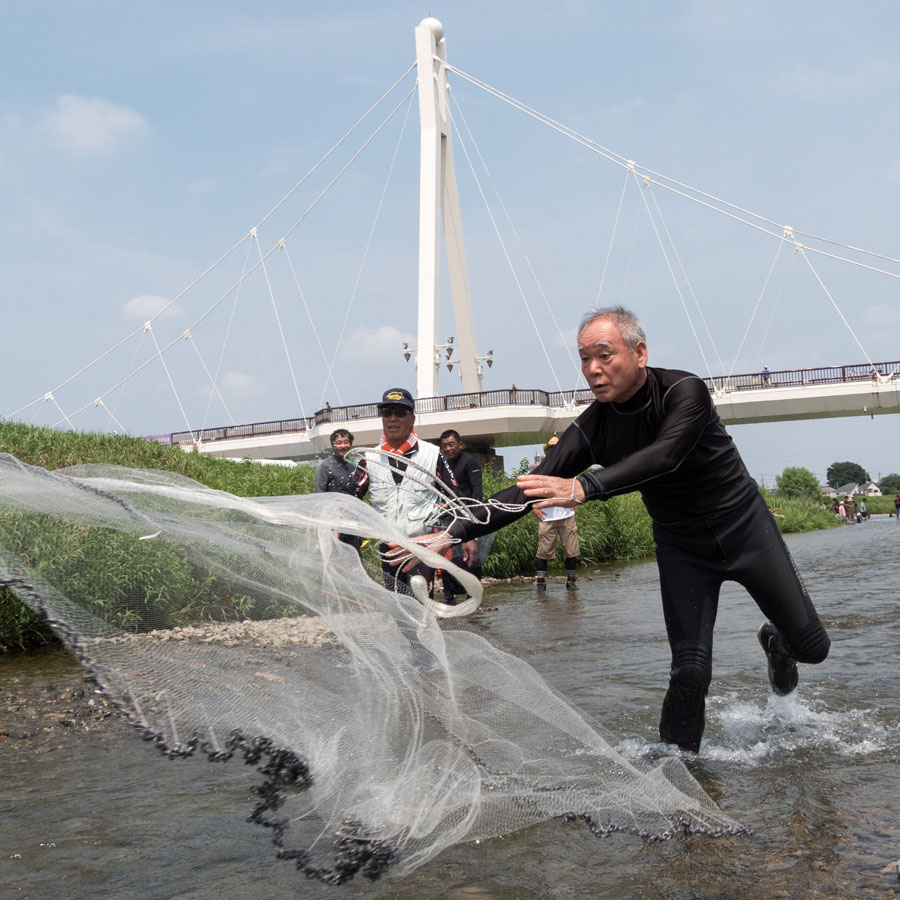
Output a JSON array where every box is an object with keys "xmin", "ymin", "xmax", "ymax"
[{"xmin": 366, "ymin": 388, "xmax": 476, "ymax": 598}]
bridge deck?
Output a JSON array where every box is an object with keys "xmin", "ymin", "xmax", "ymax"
[{"xmin": 151, "ymin": 361, "xmax": 900, "ymax": 460}]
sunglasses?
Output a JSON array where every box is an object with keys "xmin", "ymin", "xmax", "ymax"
[{"xmin": 379, "ymin": 406, "xmax": 412, "ymax": 418}]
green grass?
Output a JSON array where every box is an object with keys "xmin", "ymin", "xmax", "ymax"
[
  {"xmin": 0, "ymin": 423, "xmax": 314, "ymax": 650},
  {"xmin": 0, "ymin": 424, "xmax": 843, "ymax": 649},
  {"xmin": 480, "ymin": 466, "xmax": 655, "ymax": 578},
  {"xmin": 760, "ymin": 491, "xmax": 842, "ymax": 534}
]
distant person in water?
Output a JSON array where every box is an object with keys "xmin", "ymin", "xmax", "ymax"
[
  {"xmin": 406, "ymin": 306, "xmax": 830, "ymax": 753},
  {"xmin": 530, "ymin": 437, "xmax": 580, "ymax": 592}
]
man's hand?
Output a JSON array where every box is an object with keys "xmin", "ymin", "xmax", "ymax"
[
  {"xmin": 517, "ymin": 474, "xmax": 585, "ymax": 509},
  {"xmin": 461, "ymin": 540, "xmax": 478, "ymax": 566},
  {"xmin": 385, "ymin": 530, "xmax": 455, "ymax": 573}
]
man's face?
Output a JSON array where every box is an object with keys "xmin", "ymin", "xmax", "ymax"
[
  {"xmin": 379, "ymin": 405, "xmax": 415, "ymax": 447},
  {"xmin": 331, "ymin": 435, "xmax": 352, "ymax": 458},
  {"xmin": 578, "ymin": 317, "xmax": 648, "ymax": 404},
  {"xmin": 440, "ymin": 435, "xmax": 462, "ymax": 460}
]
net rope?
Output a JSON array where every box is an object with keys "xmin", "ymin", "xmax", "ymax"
[{"xmin": 0, "ymin": 453, "xmax": 747, "ymax": 884}]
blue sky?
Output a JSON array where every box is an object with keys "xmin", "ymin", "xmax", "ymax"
[{"xmin": 2, "ymin": 1, "xmax": 900, "ymax": 483}]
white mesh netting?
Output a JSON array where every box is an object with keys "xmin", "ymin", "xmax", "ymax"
[{"xmin": 0, "ymin": 453, "xmax": 746, "ymax": 884}]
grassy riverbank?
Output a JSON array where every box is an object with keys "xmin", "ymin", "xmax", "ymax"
[
  {"xmin": 478, "ymin": 465, "xmax": 840, "ymax": 578},
  {"xmin": 0, "ymin": 423, "xmax": 316, "ymax": 650},
  {"xmin": 480, "ymin": 465, "xmax": 655, "ymax": 579},
  {"xmin": 0, "ymin": 424, "xmax": 837, "ymax": 650}
]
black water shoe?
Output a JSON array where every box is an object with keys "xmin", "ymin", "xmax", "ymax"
[
  {"xmin": 757, "ymin": 622, "xmax": 798, "ymax": 696},
  {"xmin": 535, "ymin": 576, "xmax": 546, "ymax": 592}
]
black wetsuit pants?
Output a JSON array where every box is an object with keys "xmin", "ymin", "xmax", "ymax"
[{"xmin": 653, "ymin": 491, "xmax": 830, "ymax": 752}]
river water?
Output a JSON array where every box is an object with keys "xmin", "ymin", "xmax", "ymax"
[{"xmin": 2, "ymin": 517, "xmax": 899, "ymax": 899}]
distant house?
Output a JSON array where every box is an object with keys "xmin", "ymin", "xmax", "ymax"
[
  {"xmin": 835, "ymin": 481, "xmax": 882, "ymax": 497},
  {"xmin": 820, "ymin": 484, "xmax": 838, "ymax": 497}
]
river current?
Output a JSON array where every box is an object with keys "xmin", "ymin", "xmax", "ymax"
[{"xmin": 2, "ymin": 517, "xmax": 899, "ymax": 898}]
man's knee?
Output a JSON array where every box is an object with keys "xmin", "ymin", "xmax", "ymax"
[{"xmin": 787, "ymin": 621, "xmax": 830, "ymax": 664}]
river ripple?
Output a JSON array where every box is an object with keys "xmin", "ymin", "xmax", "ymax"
[{"xmin": 2, "ymin": 517, "xmax": 899, "ymax": 898}]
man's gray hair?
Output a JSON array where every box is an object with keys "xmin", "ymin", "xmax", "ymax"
[{"xmin": 577, "ymin": 305, "xmax": 646, "ymax": 351}]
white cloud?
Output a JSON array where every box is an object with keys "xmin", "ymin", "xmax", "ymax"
[
  {"xmin": 187, "ymin": 176, "xmax": 221, "ymax": 194},
  {"xmin": 122, "ymin": 294, "xmax": 182, "ymax": 321},
  {"xmin": 221, "ymin": 371, "xmax": 260, "ymax": 393},
  {"xmin": 339, "ymin": 324, "xmax": 415, "ymax": 362},
  {"xmin": 40, "ymin": 94, "xmax": 149, "ymax": 155}
]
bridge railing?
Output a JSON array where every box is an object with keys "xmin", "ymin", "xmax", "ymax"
[
  {"xmin": 704, "ymin": 361, "xmax": 900, "ymax": 393},
  {"xmin": 160, "ymin": 361, "xmax": 900, "ymax": 447}
]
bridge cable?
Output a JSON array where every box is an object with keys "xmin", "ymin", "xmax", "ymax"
[
  {"xmin": 280, "ymin": 246, "xmax": 344, "ymax": 408},
  {"xmin": 28, "ymin": 85, "xmax": 418, "ymax": 431},
  {"xmin": 41, "ymin": 393, "xmax": 75, "ymax": 430},
  {"xmin": 184, "ymin": 330, "xmax": 236, "ymax": 425},
  {"xmin": 443, "ymin": 62, "xmax": 900, "ymax": 279},
  {"xmin": 617, "ymin": 189, "xmax": 644, "ymax": 307},
  {"xmin": 727, "ymin": 238, "xmax": 786, "ymax": 378},
  {"xmin": 750, "ymin": 248, "xmax": 796, "ymax": 374},
  {"xmin": 106, "ymin": 326, "xmax": 149, "ymax": 433},
  {"xmin": 319, "ymin": 88, "xmax": 417, "ymax": 409},
  {"xmin": 202, "ymin": 239, "xmax": 254, "ymax": 429},
  {"xmin": 5, "ymin": 66, "xmax": 417, "ymax": 427},
  {"xmin": 93, "ymin": 398, "xmax": 128, "ymax": 435},
  {"xmin": 630, "ymin": 171, "xmax": 715, "ymax": 381},
  {"xmin": 797, "ymin": 246, "xmax": 878, "ymax": 373},
  {"xmin": 446, "ymin": 61, "xmax": 900, "ymax": 389},
  {"xmin": 253, "ymin": 233, "xmax": 307, "ymax": 420},
  {"xmin": 449, "ymin": 92, "xmax": 583, "ymax": 396},
  {"xmin": 447, "ymin": 104, "xmax": 566, "ymax": 394},
  {"xmin": 595, "ymin": 170, "xmax": 631, "ymax": 305},
  {"xmin": 54, "ymin": 324, "xmax": 195, "ymax": 441},
  {"xmin": 646, "ymin": 181, "xmax": 727, "ymax": 378}
]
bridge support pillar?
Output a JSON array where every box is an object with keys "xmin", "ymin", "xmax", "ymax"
[{"xmin": 414, "ymin": 17, "xmax": 481, "ymax": 399}]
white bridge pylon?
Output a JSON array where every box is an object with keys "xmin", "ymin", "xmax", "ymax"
[{"xmin": 415, "ymin": 17, "xmax": 482, "ymax": 397}]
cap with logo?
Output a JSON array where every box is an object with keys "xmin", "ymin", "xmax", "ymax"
[{"xmin": 377, "ymin": 388, "xmax": 415, "ymax": 412}]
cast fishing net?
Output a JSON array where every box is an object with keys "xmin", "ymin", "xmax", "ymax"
[{"xmin": 0, "ymin": 452, "xmax": 747, "ymax": 885}]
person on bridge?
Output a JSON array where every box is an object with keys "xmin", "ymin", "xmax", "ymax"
[
  {"xmin": 314, "ymin": 428, "xmax": 370, "ymax": 553},
  {"xmin": 404, "ymin": 305, "xmax": 831, "ymax": 753},
  {"xmin": 367, "ymin": 389, "xmax": 476, "ymax": 600},
  {"xmin": 438, "ymin": 429, "xmax": 483, "ymax": 602}
]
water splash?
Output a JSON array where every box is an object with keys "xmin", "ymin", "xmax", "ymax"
[{"xmin": 703, "ymin": 691, "xmax": 898, "ymax": 763}]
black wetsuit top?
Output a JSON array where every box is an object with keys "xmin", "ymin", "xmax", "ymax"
[
  {"xmin": 446, "ymin": 451, "xmax": 483, "ymax": 501},
  {"xmin": 454, "ymin": 366, "xmax": 757, "ymax": 539},
  {"xmin": 452, "ymin": 366, "xmax": 829, "ymax": 752}
]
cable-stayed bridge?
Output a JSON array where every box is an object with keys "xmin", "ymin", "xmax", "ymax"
[
  {"xmin": 6, "ymin": 17, "xmax": 900, "ymax": 461},
  {"xmin": 156, "ymin": 362, "xmax": 900, "ymax": 461}
]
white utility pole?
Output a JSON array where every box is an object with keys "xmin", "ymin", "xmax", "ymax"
[{"xmin": 414, "ymin": 17, "xmax": 481, "ymax": 398}]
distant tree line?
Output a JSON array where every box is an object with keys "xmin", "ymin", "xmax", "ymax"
[{"xmin": 775, "ymin": 460, "xmax": 900, "ymax": 500}]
